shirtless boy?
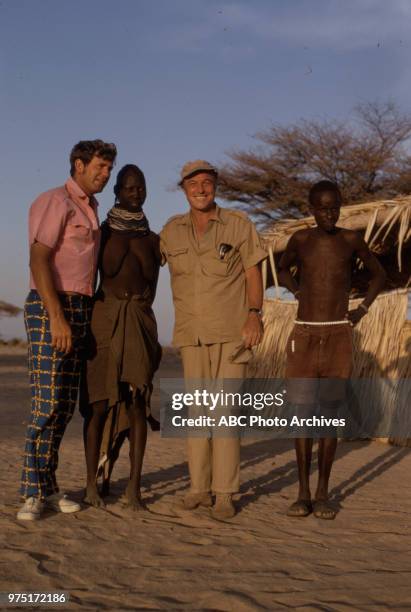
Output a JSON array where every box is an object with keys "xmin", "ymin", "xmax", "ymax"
[
  {"xmin": 82, "ymin": 164, "xmax": 161, "ymax": 510},
  {"xmin": 278, "ymin": 180, "xmax": 386, "ymax": 520}
]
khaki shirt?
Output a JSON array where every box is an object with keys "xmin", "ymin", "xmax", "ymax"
[{"xmin": 160, "ymin": 204, "xmax": 267, "ymax": 347}]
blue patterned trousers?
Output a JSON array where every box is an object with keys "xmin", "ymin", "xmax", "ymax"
[{"xmin": 20, "ymin": 290, "xmax": 91, "ymax": 500}]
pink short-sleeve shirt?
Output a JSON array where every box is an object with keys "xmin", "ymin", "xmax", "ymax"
[{"xmin": 29, "ymin": 177, "xmax": 101, "ymax": 296}]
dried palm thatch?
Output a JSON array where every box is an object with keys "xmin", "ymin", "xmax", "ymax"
[{"xmin": 252, "ymin": 196, "xmax": 411, "ymax": 446}]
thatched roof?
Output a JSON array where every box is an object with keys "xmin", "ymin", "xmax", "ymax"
[{"xmin": 262, "ymin": 196, "xmax": 411, "ymax": 274}]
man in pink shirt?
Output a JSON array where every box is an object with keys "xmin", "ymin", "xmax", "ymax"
[{"xmin": 17, "ymin": 140, "xmax": 117, "ymax": 521}]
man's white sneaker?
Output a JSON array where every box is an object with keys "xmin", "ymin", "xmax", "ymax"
[
  {"xmin": 45, "ymin": 493, "xmax": 81, "ymax": 514},
  {"xmin": 17, "ymin": 497, "xmax": 44, "ymax": 521}
]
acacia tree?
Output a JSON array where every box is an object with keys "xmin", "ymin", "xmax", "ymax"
[
  {"xmin": 217, "ymin": 102, "xmax": 411, "ymax": 226},
  {"xmin": 0, "ymin": 301, "xmax": 22, "ymax": 343},
  {"xmin": 0, "ymin": 301, "xmax": 21, "ymax": 317}
]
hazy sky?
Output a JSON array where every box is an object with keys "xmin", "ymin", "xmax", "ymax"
[{"xmin": 1, "ymin": 0, "xmax": 410, "ymax": 342}]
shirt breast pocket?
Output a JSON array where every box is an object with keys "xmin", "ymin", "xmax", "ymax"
[
  {"xmin": 206, "ymin": 255, "xmax": 229, "ymax": 277},
  {"xmin": 168, "ymin": 247, "xmax": 189, "ymax": 275},
  {"xmin": 65, "ymin": 223, "xmax": 92, "ymax": 252},
  {"xmin": 207, "ymin": 248, "xmax": 239, "ymax": 277}
]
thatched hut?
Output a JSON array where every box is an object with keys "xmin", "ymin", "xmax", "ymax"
[{"xmin": 250, "ymin": 197, "xmax": 411, "ymax": 445}]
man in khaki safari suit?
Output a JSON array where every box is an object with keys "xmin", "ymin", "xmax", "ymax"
[{"xmin": 160, "ymin": 160, "xmax": 266, "ymax": 519}]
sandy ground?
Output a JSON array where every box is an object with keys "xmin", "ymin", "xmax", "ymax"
[{"xmin": 1, "ymin": 348, "xmax": 411, "ymax": 611}]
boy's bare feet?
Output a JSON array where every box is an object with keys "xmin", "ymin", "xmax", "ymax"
[
  {"xmin": 286, "ymin": 499, "xmax": 313, "ymax": 517},
  {"xmin": 313, "ymin": 499, "xmax": 336, "ymax": 520}
]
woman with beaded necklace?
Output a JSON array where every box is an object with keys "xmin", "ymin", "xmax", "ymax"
[{"xmin": 81, "ymin": 164, "xmax": 161, "ymax": 510}]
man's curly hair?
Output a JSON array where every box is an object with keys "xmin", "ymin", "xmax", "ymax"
[{"xmin": 70, "ymin": 140, "xmax": 117, "ymax": 176}]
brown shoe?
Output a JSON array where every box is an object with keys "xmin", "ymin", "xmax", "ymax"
[
  {"xmin": 211, "ymin": 494, "xmax": 235, "ymax": 520},
  {"xmin": 184, "ymin": 491, "xmax": 213, "ymax": 510}
]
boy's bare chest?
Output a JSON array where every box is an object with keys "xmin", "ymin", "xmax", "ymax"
[{"xmin": 299, "ymin": 234, "xmax": 354, "ymax": 273}]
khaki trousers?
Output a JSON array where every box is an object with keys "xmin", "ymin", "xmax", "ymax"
[{"xmin": 180, "ymin": 341, "xmax": 249, "ymax": 494}]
